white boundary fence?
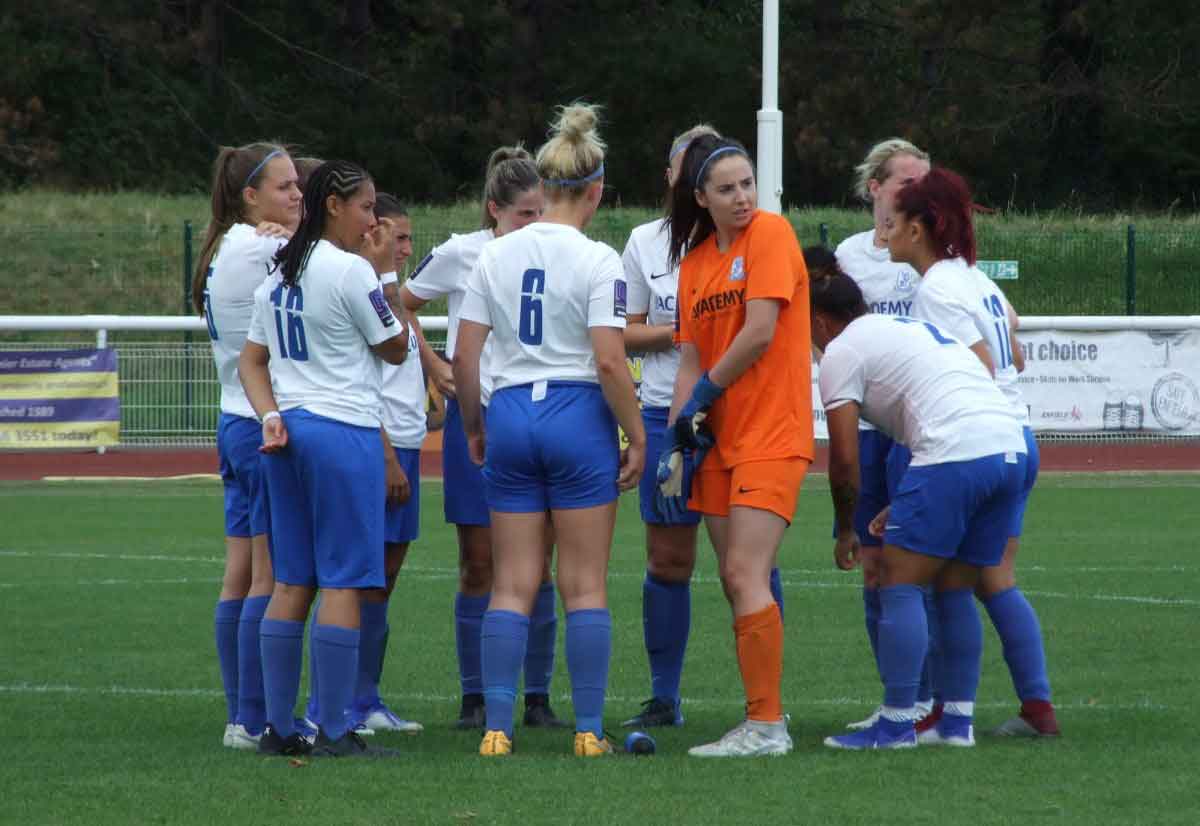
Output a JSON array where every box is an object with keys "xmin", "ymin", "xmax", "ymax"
[{"xmin": 2, "ymin": 315, "xmax": 1199, "ymax": 447}]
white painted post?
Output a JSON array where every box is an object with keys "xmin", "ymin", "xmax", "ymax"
[{"xmin": 757, "ymin": 0, "xmax": 783, "ymax": 214}]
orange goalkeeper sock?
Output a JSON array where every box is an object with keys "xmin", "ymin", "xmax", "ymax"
[{"xmin": 734, "ymin": 602, "xmax": 783, "ymax": 722}]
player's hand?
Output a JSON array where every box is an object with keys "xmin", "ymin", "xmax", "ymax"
[
  {"xmin": 384, "ymin": 456, "xmax": 411, "ymax": 505},
  {"xmin": 868, "ymin": 506, "xmax": 890, "ymax": 539},
  {"xmin": 255, "ymin": 221, "xmax": 292, "ymax": 239},
  {"xmin": 617, "ymin": 440, "xmax": 645, "ymax": 492},
  {"xmin": 655, "ymin": 425, "xmax": 696, "ymax": 523},
  {"xmin": 259, "ymin": 415, "xmax": 288, "ymax": 453},
  {"xmin": 467, "ymin": 430, "xmax": 486, "ymax": 466},
  {"xmin": 834, "ymin": 530, "xmax": 862, "ymax": 571},
  {"xmin": 362, "ymin": 217, "xmax": 397, "ymax": 275},
  {"xmin": 429, "ymin": 357, "xmax": 456, "ymax": 399},
  {"xmin": 676, "ymin": 373, "xmax": 722, "ymax": 450}
]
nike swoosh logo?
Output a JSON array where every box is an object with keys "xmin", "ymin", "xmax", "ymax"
[
  {"xmin": 737, "ymin": 486, "xmax": 761, "ymax": 494},
  {"xmin": 884, "ymin": 524, "xmax": 900, "ymax": 531},
  {"xmin": 650, "ymin": 272, "xmax": 671, "ymax": 280}
]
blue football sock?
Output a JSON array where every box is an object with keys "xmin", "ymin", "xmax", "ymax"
[
  {"xmin": 215, "ymin": 598, "xmax": 243, "ymax": 724},
  {"xmin": 861, "ymin": 587, "xmax": 881, "ymax": 678},
  {"xmin": 455, "ymin": 592, "xmax": 490, "ymax": 696},
  {"xmin": 936, "ymin": 588, "xmax": 983, "ymax": 707},
  {"xmin": 481, "ymin": 610, "xmax": 529, "ymax": 738},
  {"xmin": 769, "ymin": 567, "xmax": 784, "ymax": 620},
  {"xmin": 259, "ymin": 617, "xmax": 304, "ymax": 737},
  {"xmin": 305, "ymin": 595, "xmax": 321, "ymax": 723},
  {"xmin": 313, "ymin": 623, "xmax": 360, "ymax": 741},
  {"xmin": 523, "ymin": 583, "xmax": 557, "ymax": 696},
  {"xmin": 984, "ymin": 587, "xmax": 1052, "ymax": 702},
  {"xmin": 355, "ymin": 600, "xmax": 389, "ymax": 711},
  {"xmin": 566, "ymin": 609, "xmax": 612, "ymax": 739},
  {"xmin": 917, "ymin": 586, "xmax": 940, "ymax": 704},
  {"xmin": 643, "ymin": 573, "xmax": 690, "ymax": 703},
  {"xmin": 878, "ymin": 584, "xmax": 927, "ymax": 709},
  {"xmin": 236, "ymin": 595, "xmax": 269, "ymax": 734}
]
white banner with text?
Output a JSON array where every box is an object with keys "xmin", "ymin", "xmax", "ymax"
[{"xmin": 809, "ymin": 328, "xmax": 1200, "ymax": 438}]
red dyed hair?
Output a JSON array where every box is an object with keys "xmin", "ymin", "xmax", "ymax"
[{"xmin": 893, "ymin": 167, "xmax": 977, "ymax": 266}]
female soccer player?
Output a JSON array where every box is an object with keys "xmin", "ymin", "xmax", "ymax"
[
  {"xmin": 891, "ymin": 167, "xmax": 1060, "ymax": 737},
  {"xmin": 812, "ymin": 266, "xmax": 1028, "ymax": 750},
  {"xmin": 397, "ymin": 147, "xmax": 564, "ymax": 729},
  {"xmin": 620, "ymin": 125, "xmax": 790, "ymax": 730},
  {"xmin": 453, "ymin": 103, "xmax": 645, "ymax": 757},
  {"xmin": 238, "ymin": 160, "xmax": 409, "ymax": 758},
  {"xmin": 660, "ymin": 135, "xmax": 813, "ymax": 758},
  {"xmin": 192, "ymin": 141, "xmax": 301, "ymax": 749},
  {"xmin": 831, "ymin": 139, "xmax": 933, "ymax": 732}
]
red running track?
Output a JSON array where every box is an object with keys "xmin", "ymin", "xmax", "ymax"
[{"xmin": 2, "ymin": 439, "xmax": 1198, "ymax": 480}]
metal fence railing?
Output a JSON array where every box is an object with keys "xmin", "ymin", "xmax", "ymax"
[{"xmin": 3, "ymin": 220, "xmax": 1199, "ymax": 320}]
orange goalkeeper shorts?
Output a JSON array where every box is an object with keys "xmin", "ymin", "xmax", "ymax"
[{"xmin": 689, "ymin": 457, "xmax": 809, "ymax": 523}]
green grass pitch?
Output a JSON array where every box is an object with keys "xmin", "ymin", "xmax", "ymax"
[{"xmin": 1, "ymin": 474, "xmax": 1197, "ymax": 825}]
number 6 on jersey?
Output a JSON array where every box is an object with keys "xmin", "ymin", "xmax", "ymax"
[{"xmin": 519, "ymin": 268, "xmax": 546, "ymax": 345}]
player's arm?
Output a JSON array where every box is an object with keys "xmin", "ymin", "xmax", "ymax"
[
  {"xmin": 452, "ymin": 319, "xmax": 490, "ymax": 465},
  {"xmin": 668, "ymin": 342, "xmax": 703, "ymax": 425},
  {"xmin": 624, "ymin": 313, "xmax": 675, "ymax": 353},
  {"xmin": 237, "ymin": 340, "xmax": 287, "ymax": 452},
  {"xmin": 708, "ymin": 297, "xmax": 781, "ymax": 388},
  {"xmin": 592, "ymin": 326, "xmax": 646, "ymax": 491},
  {"xmin": 826, "ymin": 401, "xmax": 862, "ymax": 571},
  {"xmin": 398, "ymin": 284, "xmax": 455, "ymax": 397},
  {"xmin": 968, "ymin": 340, "xmax": 996, "ymax": 377},
  {"xmin": 1006, "ymin": 300, "xmax": 1026, "ymax": 373}
]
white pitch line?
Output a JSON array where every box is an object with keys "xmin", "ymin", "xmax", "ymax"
[
  {"xmin": 0, "ymin": 577, "xmax": 221, "ymax": 589},
  {"xmin": 0, "ymin": 682, "xmax": 1168, "ymax": 713},
  {"xmin": 0, "ymin": 550, "xmax": 224, "ymax": 565}
]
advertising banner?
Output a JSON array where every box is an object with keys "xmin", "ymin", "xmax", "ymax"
[
  {"xmin": 0, "ymin": 349, "xmax": 120, "ymax": 448},
  {"xmin": 809, "ymin": 328, "xmax": 1200, "ymax": 439}
]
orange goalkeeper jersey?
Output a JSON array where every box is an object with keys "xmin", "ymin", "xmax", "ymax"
[{"xmin": 676, "ymin": 210, "xmax": 814, "ymax": 467}]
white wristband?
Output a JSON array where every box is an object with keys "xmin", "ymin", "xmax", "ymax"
[
  {"xmin": 379, "ymin": 271, "xmax": 398, "ymax": 285},
  {"xmin": 261, "ymin": 411, "xmax": 281, "ymax": 425}
]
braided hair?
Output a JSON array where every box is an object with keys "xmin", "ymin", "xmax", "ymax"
[{"xmin": 274, "ymin": 160, "xmax": 372, "ymax": 287}]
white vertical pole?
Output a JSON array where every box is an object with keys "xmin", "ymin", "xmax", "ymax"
[
  {"xmin": 757, "ymin": 0, "xmax": 783, "ymax": 213},
  {"xmin": 96, "ymin": 327, "xmax": 108, "ymax": 454}
]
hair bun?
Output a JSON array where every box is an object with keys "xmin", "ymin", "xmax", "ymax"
[
  {"xmin": 552, "ymin": 103, "xmax": 600, "ymax": 144},
  {"xmin": 486, "ymin": 144, "xmax": 532, "ymax": 172}
]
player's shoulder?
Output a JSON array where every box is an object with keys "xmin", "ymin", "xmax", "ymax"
[
  {"xmin": 444, "ymin": 228, "xmax": 495, "ymax": 259},
  {"xmin": 834, "ymin": 230, "xmax": 874, "ymax": 262},
  {"xmin": 627, "ymin": 218, "xmax": 668, "ymax": 246}
]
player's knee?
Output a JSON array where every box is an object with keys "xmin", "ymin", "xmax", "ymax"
[
  {"xmin": 647, "ymin": 544, "xmax": 694, "ymax": 583},
  {"xmin": 459, "ymin": 557, "xmax": 493, "ymax": 593}
]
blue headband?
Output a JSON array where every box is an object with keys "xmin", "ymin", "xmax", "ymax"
[
  {"xmin": 544, "ymin": 162, "xmax": 605, "ymax": 187},
  {"xmin": 694, "ymin": 146, "xmax": 742, "ymax": 188},
  {"xmin": 244, "ymin": 149, "xmax": 283, "ymax": 189}
]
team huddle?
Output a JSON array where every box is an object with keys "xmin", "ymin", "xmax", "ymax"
[{"xmin": 199, "ymin": 105, "xmax": 1059, "ymax": 758}]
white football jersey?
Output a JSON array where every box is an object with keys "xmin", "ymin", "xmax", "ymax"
[
  {"xmin": 204, "ymin": 224, "xmax": 286, "ymax": 419},
  {"xmin": 459, "ymin": 222, "xmax": 626, "ymax": 391},
  {"xmin": 818, "ymin": 314, "xmax": 1026, "ymax": 466},
  {"xmin": 404, "ymin": 229, "xmax": 496, "ymax": 403},
  {"xmin": 622, "ymin": 219, "xmax": 680, "ymax": 408},
  {"xmin": 912, "ymin": 257, "xmax": 1029, "ymax": 425},
  {"xmin": 380, "ymin": 326, "xmax": 427, "ymax": 449},
  {"xmin": 246, "ymin": 240, "xmax": 401, "ymax": 428},
  {"xmin": 835, "ymin": 230, "xmax": 920, "ymax": 316}
]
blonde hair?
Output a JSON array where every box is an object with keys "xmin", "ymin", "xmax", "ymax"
[
  {"xmin": 668, "ymin": 123, "xmax": 720, "ymax": 161},
  {"xmin": 481, "ymin": 144, "xmax": 540, "ymax": 229},
  {"xmin": 853, "ymin": 138, "xmax": 930, "ymax": 202},
  {"xmin": 536, "ymin": 102, "xmax": 606, "ymax": 198}
]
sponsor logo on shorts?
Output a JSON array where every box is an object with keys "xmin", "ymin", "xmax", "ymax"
[
  {"xmin": 1151, "ymin": 372, "xmax": 1200, "ymax": 431},
  {"xmin": 368, "ymin": 287, "xmax": 396, "ymax": 327}
]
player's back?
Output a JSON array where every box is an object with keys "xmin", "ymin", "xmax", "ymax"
[
  {"xmin": 820, "ymin": 314, "xmax": 1024, "ymax": 465},
  {"xmin": 470, "ymin": 222, "xmax": 625, "ymax": 390},
  {"xmin": 251, "ymin": 239, "xmax": 392, "ymax": 428},
  {"xmin": 206, "ymin": 224, "xmax": 284, "ymax": 418}
]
